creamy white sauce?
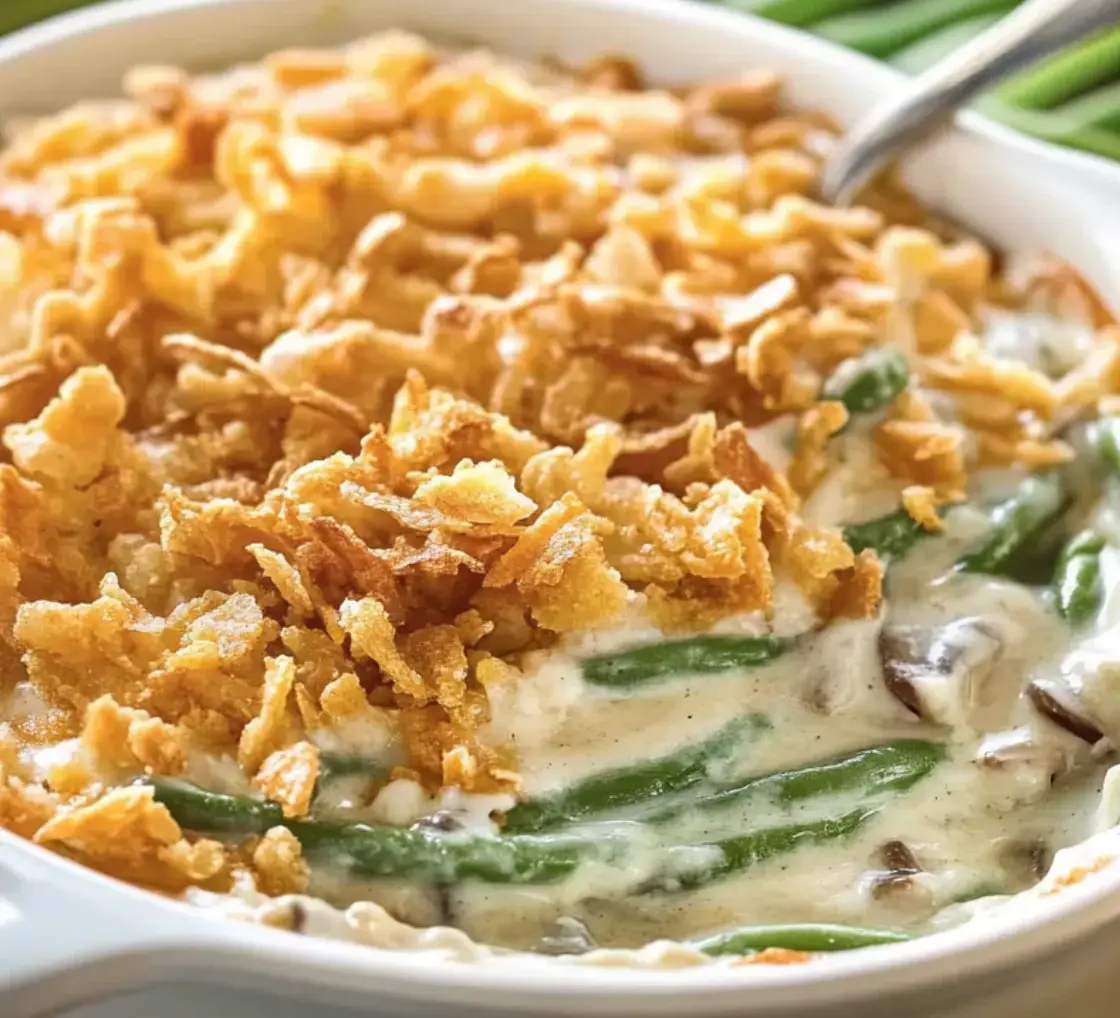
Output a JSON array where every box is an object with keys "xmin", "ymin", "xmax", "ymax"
[
  {"xmin": 115, "ymin": 311, "xmax": 1120, "ymax": 961},
  {"xmin": 153, "ymin": 442, "xmax": 1118, "ymax": 962},
  {"xmin": 286, "ymin": 513, "xmax": 1108, "ymax": 954},
  {"xmin": 237, "ymin": 412, "xmax": 1120, "ymax": 957},
  {"xmin": 984, "ymin": 311, "xmax": 1096, "ymax": 378}
]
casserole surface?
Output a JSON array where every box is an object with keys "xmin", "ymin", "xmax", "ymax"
[{"xmin": 4, "ymin": 2, "xmax": 1120, "ymax": 1016}]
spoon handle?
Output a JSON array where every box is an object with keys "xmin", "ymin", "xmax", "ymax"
[{"xmin": 820, "ymin": 0, "xmax": 1120, "ymax": 204}]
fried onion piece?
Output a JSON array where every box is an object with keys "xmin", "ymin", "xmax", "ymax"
[
  {"xmin": 412, "ymin": 459, "xmax": 536, "ymax": 525},
  {"xmin": 4, "ymin": 365, "xmax": 126, "ymax": 487},
  {"xmin": 254, "ymin": 740, "xmax": 319, "ymax": 818},
  {"xmin": 787, "ymin": 401, "xmax": 848, "ymax": 497},
  {"xmin": 712, "ymin": 422, "xmax": 797, "ymax": 506},
  {"xmin": 34, "ymin": 785, "xmax": 226, "ymax": 890},
  {"xmin": 238, "ymin": 655, "xmax": 298, "ymax": 775},
  {"xmin": 252, "ymin": 826, "xmax": 310, "ymax": 895},
  {"xmin": 81, "ymin": 694, "xmax": 188, "ymax": 776},
  {"xmin": 0, "ymin": 765, "xmax": 58, "ymax": 839},
  {"xmin": 901, "ymin": 485, "xmax": 944, "ymax": 533},
  {"xmin": 340, "ymin": 596, "xmax": 427, "ymax": 700},
  {"xmin": 824, "ymin": 548, "xmax": 884, "ymax": 620}
]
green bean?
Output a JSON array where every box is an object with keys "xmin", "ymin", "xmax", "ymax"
[
  {"xmin": 147, "ymin": 778, "xmax": 284, "ymax": 835},
  {"xmin": 581, "ymin": 635, "xmax": 788, "ymax": 689},
  {"xmin": 974, "ymin": 100, "xmax": 1120, "ymax": 162},
  {"xmin": 318, "ymin": 753, "xmax": 387, "ymax": 784},
  {"xmin": 881, "ymin": 15, "xmax": 1120, "ymax": 159},
  {"xmin": 998, "ymin": 26, "xmax": 1120, "ymax": 110},
  {"xmin": 642, "ymin": 808, "xmax": 876, "ymax": 893},
  {"xmin": 696, "ymin": 922, "xmax": 910, "ymax": 956},
  {"xmin": 821, "ymin": 349, "xmax": 910, "ymax": 415},
  {"xmin": 0, "ymin": 0, "xmax": 102, "ymax": 35},
  {"xmin": 1051, "ymin": 81, "xmax": 1120, "ymax": 133},
  {"xmin": 956, "ymin": 474, "xmax": 1069, "ymax": 577},
  {"xmin": 648, "ymin": 739, "xmax": 945, "ymax": 824},
  {"xmin": 150, "ymin": 778, "xmax": 880, "ymax": 891},
  {"xmin": 290, "ymin": 819, "xmax": 599, "ymax": 885},
  {"xmin": 1053, "ymin": 530, "xmax": 1105, "ymax": 627},
  {"xmin": 1092, "ymin": 417, "xmax": 1120, "ymax": 476},
  {"xmin": 889, "ymin": 13, "xmax": 1005, "ymax": 74},
  {"xmin": 843, "ymin": 508, "xmax": 930, "ymax": 560},
  {"xmin": 814, "ymin": 0, "xmax": 1017, "ymax": 59},
  {"xmin": 711, "ymin": 0, "xmax": 890, "ymax": 29},
  {"xmin": 148, "ymin": 778, "xmax": 608, "ymax": 885},
  {"xmin": 502, "ymin": 715, "xmax": 771, "ymax": 834}
]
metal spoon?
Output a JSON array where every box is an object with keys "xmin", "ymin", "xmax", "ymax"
[{"xmin": 820, "ymin": 0, "xmax": 1120, "ymax": 205}]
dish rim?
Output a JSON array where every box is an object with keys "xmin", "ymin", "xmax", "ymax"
[{"xmin": 2, "ymin": 0, "xmax": 1120, "ymax": 1011}]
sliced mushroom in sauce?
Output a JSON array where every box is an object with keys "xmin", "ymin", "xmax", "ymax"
[
  {"xmin": 974, "ymin": 727, "xmax": 1073, "ymax": 800},
  {"xmin": 287, "ymin": 901, "xmax": 308, "ymax": 934},
  {"xmin": 868, "ymin": 840, "xmax": 924, "ymax": 899},
  {"xmin": 996, "ymin": 837, "xmax": 1053, "ymax": 889},
  {"xmin": 1027, "ymin": 680, "xmax": 1105, "ymax": 746},
  {"xmin": 537, "ymin": 916, "xmax": 598, "ymax": 956},
  {"xmin": 410, "ymin": 810, "xmax": 467, "ymax": 833},
  {"xmin": 878, "ymin": 619, "xmax": 1004, "ymax": 724}
]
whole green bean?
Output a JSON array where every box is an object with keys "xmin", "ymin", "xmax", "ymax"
[
  {"xmin": 502, "ymin": 714, "xmax": 771, "ymax": 834},
  {"xmin": 148, "ymin": 778, "xmax": 607, "ymax": 885},
  {"xmin": 647, "ymin": 739, "xmax": 945, "ymax": 824},
  {"xmin": 998, "ymin": 26, "xmax": 1120, "ymax": 110},
  {"xmin": 318, "ymin": 753, "xmax": 387, "ymax": 784},
  {"xmin": 147, "ymin": 779, "xmax": 284, "ymax": 835},
  {"xmin": 642, "ymin": 809, "xmax": 875, "ymax": 894},
  {"xmin": 582, "ymin": 635, "xmax": 788, "ymax": 689},
  {"xmin": 1053, "ymin": 530, "xmax": 1105, "ymax": 627},
  {"xmin": 889, "ymin": 13, "xmax": 1005, "ymax": 74},
  {"xmin": 290, "ymin": 819, "xmax": 598, "ymax": 885},
  {"xmin": 713, "ymin": 0, "xmax": 889, "ymax": 29},
  {"xmin": 882, "ymin": 13, "xmax": 1120, "ymax": 158},
  {"xmin": 956, "ymin": 474, "xmax": 1069, "ymax": 577},
  {"xmin": 821, "ymin": 349, "xmax": 910, "ymax": 415},
  {"xmin": 1051, "ymin": 80, "xmax": 1120, "ymax": 133},
  {"xmin": 695, "ymin": 922, "xmax": 910, "ymax": 956},
  {"xmin": 0, "ymin": 0, "xmax": 102, "ymax": 35},
  {"xmin": 974, "ymin": 99, "xmax": 1120, "ymax": 162},
  {"xmin": 815, "ymin": 0, "xmax": 1017, "ymax": 58},
  {"xmin": 843, "ymin": 508, "xmax": 930, "ymax": 560}
]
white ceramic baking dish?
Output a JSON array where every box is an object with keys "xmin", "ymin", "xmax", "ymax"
[{"xmin": 3, "ymin": 1, "xmax": 1120, "ymax": 1015}]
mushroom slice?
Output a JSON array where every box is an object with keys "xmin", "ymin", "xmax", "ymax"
[
  {"xmin": 869, "ymin": 840, "xmax": 924, "ymax": 899},
  {"xmin": 538, "ymin": 916, "xmax": 598, "ymax": 956},
  {"xmin": 975, "ymin": 727, "xmax": 1072, "ymax": 808},
  {"xmin": 410, "ymin": 810, "xmax": 466, "ymax": 833},
  {"xmin": 878, "ymin": 626, "xmax": 924, "ymax": 717},
  {"xmin": 878, "ymin": 618, "xmax": 1004, "ymax": 726},
  {"xmin": 1027, "ymin": 680, "xmax": 1104, "ymax": 745},
  {"xmin": 880, "ymin": 840, "xmax": 923, "ymax": 874},
  {"xmin": 996, "ymin": 837, "xmax": 1052, "ymax": 889},
  {"xmin": 802, "ymin": 618, "xmax": 908, "ymax": 722}
]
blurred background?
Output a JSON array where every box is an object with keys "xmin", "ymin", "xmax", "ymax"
[
  {"xmin": 711, "ymin": 0, "xmax": 1120, "ymax": 160},
  {"xmin": 14, "ymin": 0, "xmax": 1120, "ymax": 161}
]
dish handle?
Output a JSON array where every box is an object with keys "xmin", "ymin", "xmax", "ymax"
[{"xmin": 0, "ymin": 831, "xmax": 204, "ymax": 1018}]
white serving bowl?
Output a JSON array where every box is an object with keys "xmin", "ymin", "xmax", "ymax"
[{"xmin": 3, "ymin": 1, "xmax": 1120, "ymax": 1016}]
